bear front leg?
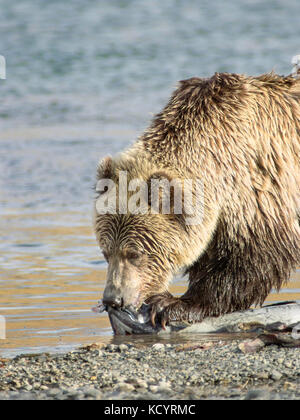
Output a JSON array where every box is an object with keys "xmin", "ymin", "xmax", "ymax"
[
  {"xmin": 145, "ymin": 251, "xmax": 217, "ymax": 327},
  {"xmin": 146, "ymin": 292, "xmax": 206, "ymax": 328}
]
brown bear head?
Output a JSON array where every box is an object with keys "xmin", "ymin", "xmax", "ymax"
[{"xmin": 93, "ymin": 155, "xmax": 200, "ymax": 310}]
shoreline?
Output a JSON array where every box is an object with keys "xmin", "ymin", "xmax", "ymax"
[{"xmin": 0, "ymin": 340, "xmax": 299, "ymax": 400}]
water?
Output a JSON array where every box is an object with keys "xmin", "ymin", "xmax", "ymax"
[{"xmin": 0, "ymin": 0, "xmax": 299, "ymax": 357}]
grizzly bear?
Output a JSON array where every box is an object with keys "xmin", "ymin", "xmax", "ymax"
[{"xmin": 94, "ymin": 71, "xmax": 300, "ymax": 327}]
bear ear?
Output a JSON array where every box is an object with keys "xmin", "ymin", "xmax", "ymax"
[
  {"xmin": 97, "ymin": 156, "xmax": 114, "ymax": 180},
  {"xmin": 146, "ymin": 170, "xmax": 175, "ymax": 209},
  {"xmin": 146, "ymin": 171, "xmax": 185, "ymax": 224}
]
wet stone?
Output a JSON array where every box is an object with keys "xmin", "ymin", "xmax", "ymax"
[{"xmin": 0, "ymin": 341, "xmax": 299, "ymax": 400}]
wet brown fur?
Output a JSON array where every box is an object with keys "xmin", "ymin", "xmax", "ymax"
[{"xmin": 94, "ymin": 72, "xmax": 300, "ymax": 323}]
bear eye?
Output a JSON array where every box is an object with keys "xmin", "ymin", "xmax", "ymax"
[{"xmin": 127, "ymin": 251, "xmax": 142, "ymax": 261}]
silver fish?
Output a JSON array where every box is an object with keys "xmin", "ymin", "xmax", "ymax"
[
  {"xmin": 92, "ymin": 300, "xmax": 300, "ymax": 336},
  {"xmin": 175, "ymin": 301, "xmax": 300, "ymax": 335}
]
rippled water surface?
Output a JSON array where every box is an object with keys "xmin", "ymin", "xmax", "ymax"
[{"xmin": 0, "ymin": 0, "xmax": 300, "ymax": 357}]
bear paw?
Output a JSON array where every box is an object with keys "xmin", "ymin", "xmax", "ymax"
[{"xmin": 146, "ymin": 292, "xmax": 187, "ymax": 329}]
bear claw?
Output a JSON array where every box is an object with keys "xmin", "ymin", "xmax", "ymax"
[{"xmin": 146, "ymin": 292, "xmax": 181, "ymax": 328}]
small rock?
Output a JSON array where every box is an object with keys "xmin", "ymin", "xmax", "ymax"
[
  {"xmin": 157, "ymin": 381, "xmax": 172, "ymax": 393},
  {"xmin": 149, "ymin": 385, "xmax": 158, "ymax": 393},
  {"xmin": 82, "ymin": 342, "xmax": 106, "ymax": 351},
  {"xmin": 257, "ymin": 372, "xmax": 269, "ymax": 380},
  {"xmin": 116, "ymin": 383, "xmax": 135, "ymax": 393},
  {"xmin": 238, "ymin": 338, "xmax": 265, "ymax": 354},
  {"xmin": 12, "ymin": 380, "xmax": 21, "ymax": 389},
  {"xmin": 83, "ymin": 388, "xmax": 102, "ymax": 399},
  {"xmin": 152, "ymin": 343, "xmax": 165, "ymax": 351},
  {"xmin": 46, "ymin": 388, "xmax": 61, "ymax": 397},
  {"xmin": 118, "ymin": 344, "xmax": 128, "ymax": 352},
  {"xmin": 270, "ymin": 370, "xmax": 282, "ymax": 381},
  {"xmin": 106, "ymin": 344, "xmax": 118, "ymax": 352},
  {"xmin": 285, "ymin": 361, "xmax": 292, "ymax": 368},
  {"xmin": 127, "ymin": 378, "xmax": 148, "ymax": 388}
]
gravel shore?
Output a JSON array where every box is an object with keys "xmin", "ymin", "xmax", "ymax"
[{"xmin": 0, "ymin": 340, "xmax": 299, "ymax": 400}]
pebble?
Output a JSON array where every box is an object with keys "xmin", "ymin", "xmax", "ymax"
[
  {"xmin": 270, "ymin": 370, "xmax": 282, "ymax": 381},
  {"xmin": 118, "ymin": 344, "xmax": 129, "ymax": 351},
  {"xmin": 116, "ymin": 383, "xmax": 135, "ymax": 393},
  {"xmin": 0, "ymin": 341, "xmax": 299, "ymax": 400},
  {"xmin": 151, "ymin": 343, "xmax": 165, "ymax": 351},
  {"xmin": 149, "ymin": 385, "xmax": 158, "ymax": 393}
]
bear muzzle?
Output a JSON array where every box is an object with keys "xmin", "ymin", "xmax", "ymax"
[
  {"xmin": 103, "ymin": 286, "xmax": 123, "ymax": 309},
  {"xmin": 103, "ymin": 259, "xmax": 144, "ymax": 309}
]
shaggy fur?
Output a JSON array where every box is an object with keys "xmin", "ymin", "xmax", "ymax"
[{"xmin": 94, "ymin": 72, "xmax": 300, "ymax": 324}]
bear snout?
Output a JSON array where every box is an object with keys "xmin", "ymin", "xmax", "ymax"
[{"xmin": 103, "ymin": 286, "xmax": 123, "ymax": 309}]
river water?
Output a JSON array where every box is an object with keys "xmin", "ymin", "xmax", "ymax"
[{"xmin": 0, "ymin": 0, "xmax": 299, "ymax": 357}]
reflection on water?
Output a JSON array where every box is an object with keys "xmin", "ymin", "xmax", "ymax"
[
  {"xmin": 0, "ymin": 211, "xmax": 111, "ymax": 358},
  {"xmin": 1, "ymin": 0, "xmax": 300, "ymax": 357},
  {"xmin": 0, "ymin": 210, "xmax": 299, "ymax": 358}
]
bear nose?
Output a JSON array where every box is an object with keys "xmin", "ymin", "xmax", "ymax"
[{"xmin": 103, "ymin": 293, "xmax": 123, "ymax": 309}]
